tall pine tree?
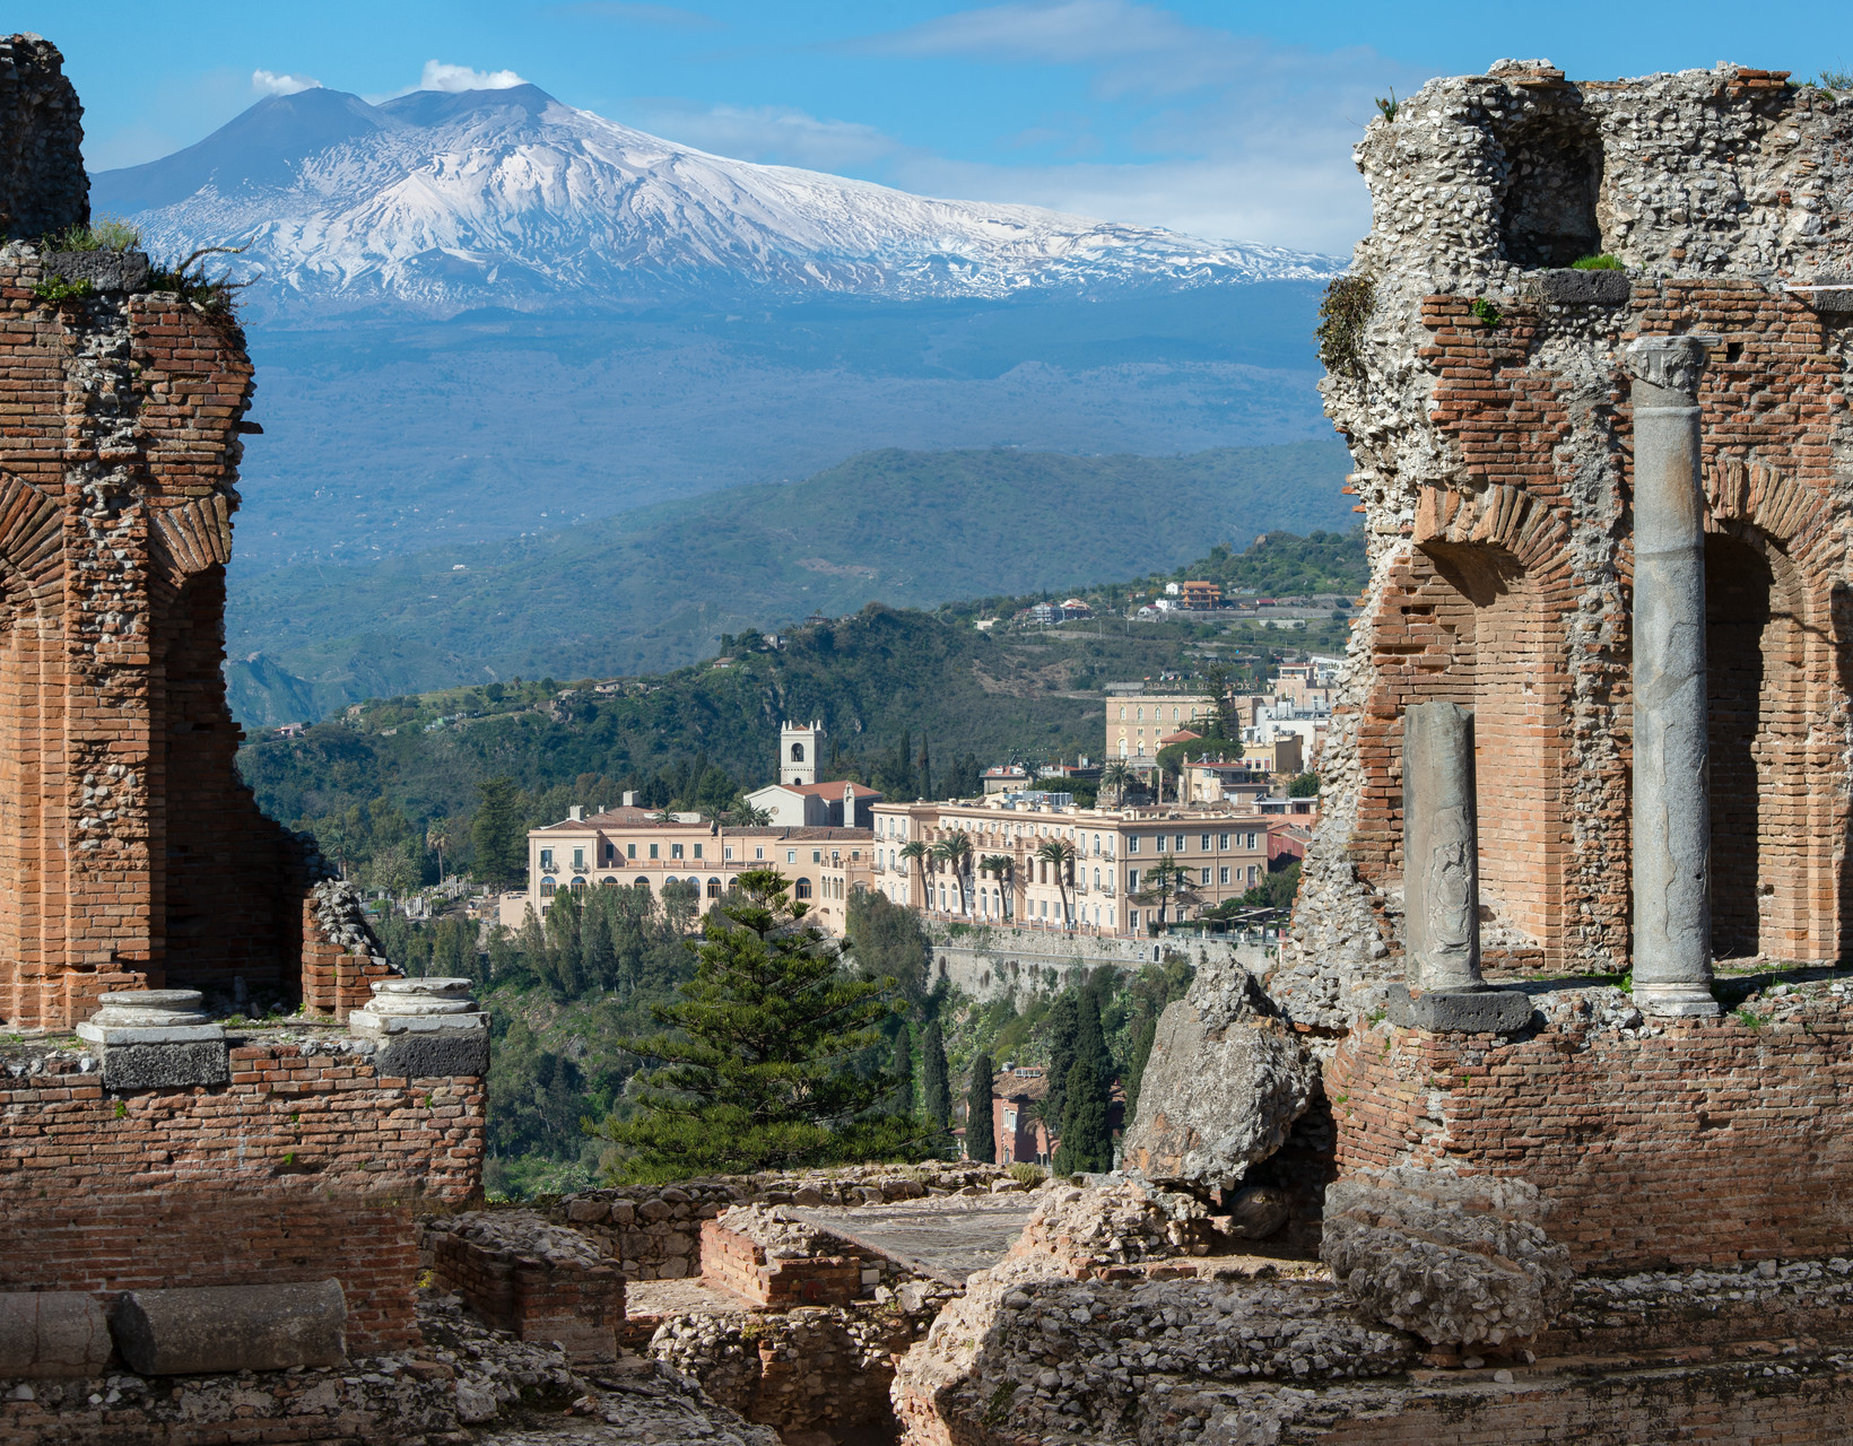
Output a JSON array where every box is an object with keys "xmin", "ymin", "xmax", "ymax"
[
  {"xmin": 1041, "ymin": 992, "xmax": 1081, "ymax": 1129},
  {"xmin": 471, "ymin": 777, "xmax": 526, "ymax": 889},
  {"xmin": 965, "ymin": 1050, "xmax": 996, "ymax": 1163},
  {"xmin": 921, "ymin": 1018, "xmax": 951, "ymax": 1132},
  {"xmin": 596, "ymin": 870, "xmax": 920, "ymax": 1182}
]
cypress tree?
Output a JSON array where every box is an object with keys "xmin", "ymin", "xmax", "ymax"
[
  {"xmin": 921, "ymin": 1018, "xmax": 951, "ymax": 1130},
  {"xmin": 596, "ymin": 869, "xmax": 919, "ymax": 1182},
  {"xmin": 965, "ymin": 1050, "xmax": 996, "ymax": 1163},
  {"xmin": 1041, "ymin": 991, "xmax": 1080, "ymax": 1128},
  {"xmin": 580, "ymin": 893, "xmax": 616, "ymax": 990},
  {"xmin": 890, "ymin": 1020, "xmax": 915, "ymax": 1117},
  {"xmin": 1053, "ymin": 991, "xmax": 1112, "ymax": 1176}
]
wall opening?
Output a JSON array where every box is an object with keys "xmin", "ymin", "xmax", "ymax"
[
  {"xmin": 1705, "ymin": 528, "xmax": 1816, "ymax": 961},
  {"xmin": 1499, "ymin": 114, "xmax": 1604, "ymax": 268}
]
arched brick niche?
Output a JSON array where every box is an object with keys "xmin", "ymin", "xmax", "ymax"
[
  {"xmin": 1357, "ymin": 485, "xmax": 1579, "ymax": 971},
  {"xmin": 1702, "ymin": 459, "xmax": 1847, "ymax": 964}
]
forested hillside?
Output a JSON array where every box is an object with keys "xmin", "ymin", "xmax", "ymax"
[{"xmin": 225, "ymin": 440, "xmax": 1352, "ymax": 724}]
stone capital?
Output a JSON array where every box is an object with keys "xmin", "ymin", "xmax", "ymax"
[{"xmin": 1622, "ymin": 336, "xmax": 1712, "ymax": 397}]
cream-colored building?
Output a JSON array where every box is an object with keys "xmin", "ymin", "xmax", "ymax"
[
  {"xmin": 1105, "ymin": 691, "xmax": 1219, "ymax": 763},
  {"xmin": 869, "ymin": 793, "xmax": 1276, "ymax": 937}
]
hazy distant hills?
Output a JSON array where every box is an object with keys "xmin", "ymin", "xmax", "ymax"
[
  {"xmin": 94, "ymin": 80, "xmax": 1352, "ymax": 633},
  {"xmin": 224, "ymin": 440, "xmax": 1354, "ymax": 726}
]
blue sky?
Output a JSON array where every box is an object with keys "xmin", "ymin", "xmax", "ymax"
[{"xmin": 14, "ymin": 1, "xmax": 1849, "ymax": 253}]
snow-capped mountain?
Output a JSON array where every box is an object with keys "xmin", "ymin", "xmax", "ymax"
[{"xmin": 92, "ymin": 84, "xmax": 1339, "ymax": 314}]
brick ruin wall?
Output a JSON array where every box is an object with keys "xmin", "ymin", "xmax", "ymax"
[
  {"xmin": 1326, "ymin": 988, "xmax": 1853, "ymax": 1271},
  {"xmin": 1271, "ymin": 62, "xmax": 1853, "ymax": 1027},
  {"xmin": 0, "ymin": 1032, "xmax": 485, "ymax": 1352},
  {"xmin": 0, "ymin": 40, "xmax": 383, "ymax": 1030}
]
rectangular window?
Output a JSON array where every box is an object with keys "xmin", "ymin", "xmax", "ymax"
[
  {"xmin": 787, "ymin": 850, "xmax": 797, "ymax": 863},
  {"xmin": 1129, "ymin": 909, "xmax": 1140, "ymax": 929},
  {"xmin": 571, "ymin": 847, "xmax": 584, "ymax": 868},
  {"xmin": 626, "ymin": 843, "xmax": 636, "ymax": 860},
  {"xmin": 671, "ymin": 843, "xmax": 684, "ymax": 859},
  {"xmin": 1219, "ymin": 833, "xmax": 1230, "ymax": 850},
  {"xmin": 1248, "ymin": 831, "xmax": 1258, "ymax": 850},
  {"xmin": 649, "ymin": 843, "xmax": 659, "ymax": 860},
  {"xmin": 724, "ymin": 846, "xmax": 734, "ymax": 861},
  {"xmin": 1200, "ymin": 867, "xmax": 1212, "ymax": 885},
  {"xmin": 1249, "ymin": 866, "xmax": 1259, "ymax": 884},
  {"xmin": 694, "ymin": 843, "xmax": 703, "ymax": 860},
  {"xmin": 1200, "ymin": 834, "xmax": 1211, "ymax": 851},
  {"xmin": 1219, "ymin": 866, "xmax": 1230, "ymax": 885},
  {"xmin": 755, "ymin": 847, "xmax": 765, "ymax": 860},
  {"xmin": 1127, "ymin": 868, "xmax": 1140, "ymax": 891},
  {"xmin": 813, "ymin": 850, "xmax": 822, "ymax": 863},
  {"xmin": 539, "ymin": 849, "xmax": 553, "ymax": 869},
  {"xmin": 1174, "ymin": 833, "xmax": 1186, "ymax": 852},
  {"xmin": 1128, "ymin": 835, "xmax": 1141, "ymax": 854}
]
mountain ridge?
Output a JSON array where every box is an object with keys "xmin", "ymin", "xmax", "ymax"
[{"xmin": 93, "ymin": 82, "xmax": 1342, "ymax": 317}]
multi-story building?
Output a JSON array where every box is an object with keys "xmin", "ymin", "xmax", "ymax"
[
  {"xmin": 869, "ymin": 792, "xmax": 1276, "ymax": 937},
  {"xmin": 1104, "ymin": 688, "xmax": 1221, "ymax": 763}
]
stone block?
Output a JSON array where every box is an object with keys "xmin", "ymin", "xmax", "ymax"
[
  {"xmin": 0, "ymin": 1292, "xmax": 111, "ymax": 1377},
  {"xmin": 41, "ymin": 248, "xmax": 152, "ymax": 293},
  {"xmin": 1533, "ymin": 266, "xmax": 1631, "ymax": 306},
  {"xmin": 1384, "ymin": 984, "xmax": 1535, "ymax": 1035},
  {"xmin": 99, "ymin": 1039, "xmax": 231, "ymax": 1090},
  {"xmin": 374, "ymin": 1029, "xmax": 490, "ymax": 1080},
  {"xmin": 112, "ymin": 1279, "xmax": 348, "ymax": 1375}
]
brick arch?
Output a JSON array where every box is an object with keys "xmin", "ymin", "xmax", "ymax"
[
  {"xmin": 1699, "ymin": 457, "xmax": 1845, "ymax": 963},
  {"xmin": 1357, "ymin": 484, "xmax": 1580, "ymax": 970},
  {"xmin": 147, "ymin": 494, "xmax": 234, "ymax": 585}
]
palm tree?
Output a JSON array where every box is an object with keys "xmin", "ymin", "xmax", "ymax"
[
  {"xmin": 933, "ymin": 831, "xmax": 975, "ymax": 914},
  {"xmin": 899, "ymin": 840, "xmax": 931, "ymax": 908},
  {"xmin": 1130, "ymin": 854, "xmax": 1201, "ymax": 932},
  {"xmin": 979, "ymin": 854, "xmax": 1014, "ymax": 921},
  {"xmin": 1035, "ymin": 839, "xmax": 1078, "ymax": 929},
  {"xmin": 1100, "ymin": 759, "xmax": 1134, "ymax": 807},
  {"xmin": 726, "ymin": 802, "xmax": 774, "ymax": 826},
  {"xmin": 426, "ymin": 818, "xmax": 452, "ymax": 882}
]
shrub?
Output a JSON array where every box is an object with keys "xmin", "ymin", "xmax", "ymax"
[
  {"xmin": 42, "ymin": 216, "xmax": 140, "ymax": 252},
  {"xmin": 1571, "ymin": 253, "xmax": 1623, "ymax": 270},
  {"xmin": 1007, "ymin": 1162, "xmax": 1047, "ymax": 1186},
  {"xmin": 31, "ymin": 274, "xmax": 92, "ymax": 307},
  {"xmin": 1316, "ymin": 273, "xmax": 1375, "ymax": 379}
]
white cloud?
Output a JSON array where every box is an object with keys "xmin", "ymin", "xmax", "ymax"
[
  {"xmin": 863, "ymin": 0, "xmax": 1204, "ymax": 66},
  {"xmin": 252, "ymin": 69, "xmax": 322, "ymax": 97},
  {"xmin": 418, "ymin": 61, "xmax": 529, "ymax": 93},
  {"xmin": 631, "ymin": 102, "xmax": 901, "ymax": 171}
]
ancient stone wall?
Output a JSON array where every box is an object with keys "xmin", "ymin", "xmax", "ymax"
[
  {"xmin": 0, "ymin": 1030, "xmax": 485, "ymax": 1352},
  {"xmin": 1277, "ymin": 62, "xmax": 1853, "ymax": 1025},
  {"xmin": 927, "ymin": 921, "xmax": 1263, "ymax": 1002},
  {"xmin": 0, "ymin": 181, "xmax": 385, "ymax": 1028},
  {"xmin": 0, "ymin": 37, "xmax": 84, "ymax": 242},
  {"xmin": 1326, "ymin": 981, "xmax": 1853, "ymax": 1271}
]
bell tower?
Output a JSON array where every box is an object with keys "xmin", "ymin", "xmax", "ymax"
[{"xmin": 780, "ymin": 720, "xmax": 823, "ymax": 787}]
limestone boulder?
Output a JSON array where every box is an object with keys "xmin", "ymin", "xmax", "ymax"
[
  {"xmin": 1320, "ymin": 1166, "xmax": 1573, "ymax": 1347},
  {"xmin": 1120, "ymin": 957, "xmax": 1316, "ymax": 1190}
]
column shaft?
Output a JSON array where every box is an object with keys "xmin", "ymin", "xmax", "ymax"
[
  {"xmin": 1404, "ymin": 701, "xmax": 1482, "ymax": 990},
  {"xmin": 1626, "ymin": 336, "xmax": 1720, "ymax": 1017}
]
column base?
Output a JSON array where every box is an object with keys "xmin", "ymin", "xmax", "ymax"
[{"xmin": 1631, "ymin": 982, "xmax": 1720, "ymax": 1018}]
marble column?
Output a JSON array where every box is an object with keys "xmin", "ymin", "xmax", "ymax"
[
  {"xmin": 1626, "ymin": 335, "xmax": 1721, "ymax": 1018},
  {"xmin": 1404, "ymin": 700, "xmax": 1482, "ymax": 990}
]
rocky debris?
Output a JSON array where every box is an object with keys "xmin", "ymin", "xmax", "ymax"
[
  {"xmin": 1321, "ymin": 1167, "xmax": 1573, "ymax": 1346},
  {"xmin": 1010, "ymin": 1184, "xmax": 1180, "ymax": 1277},
  {"xmin": 1119, "ymin": 956, "xmax": 1317, "ymax": 1191},
  {"xmin": 714, "ymin": 1204, "xmax": 842, "ymax": 1261},
  {"xmin": 310, "ymin": 876, "xmax": 386, "ymax": 960},
  {"xmin": 892, "ymin": 1249, "xmax": 1418, "ymax": 1444},
  {"xmin": 429, "ymin": 1211, "xmax": 608, "ymax": 1271}
]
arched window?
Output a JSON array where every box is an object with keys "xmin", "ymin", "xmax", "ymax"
[
  {"xmin": 540, "ymin": 878, "xmax": 557, "ymax": 897},
  {"xmin": 795, "ymin": 877, "xmax": 813, "ymax": 899},
  {"xmin": 707, "ymin": 877, "xmax": 723, "ymax": 898},
  {"xmin": 633, "ymin": 877, "xmax": 650, "ymax": 890},
  {"xmin": 570, "ymin": 877, "xmax": 587, "ymax": 893},
  {"xmin": 600, "ymin": 875, "xmax": 618, "ymax": 886},
  {"xmin": 791, "ymin": 741, "xmax": 806, "ymax": 762}
]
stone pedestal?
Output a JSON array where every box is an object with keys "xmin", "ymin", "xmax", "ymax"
[
  {"xmin": 1625, "ymin": 336, "xmax": 1720, "ymax": 1018},
  {"xmin": 74, "ymin": 990, "xmax": 229, "ymax": 1089},
  {"xmin": 350, "ymin": 976, "xmax": 489, "ymax": 1079}
]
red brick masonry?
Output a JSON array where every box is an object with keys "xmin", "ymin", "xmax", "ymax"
[
  {"xmin": 1327, "ymin": 992, "xmax": 1853, "ymax": 1271},
  {"xmin": 0, "ymin": 1034, "xmax": 485, "ymax": 1351}
]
